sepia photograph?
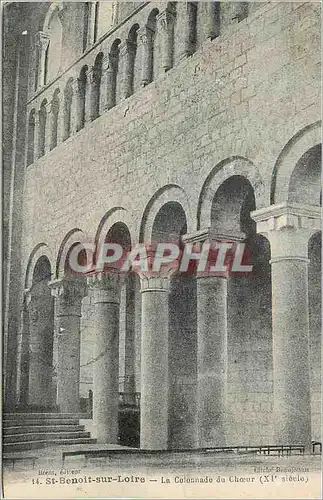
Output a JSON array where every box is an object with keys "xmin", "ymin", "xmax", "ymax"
[{"xmin": 2, "ymin": 0, "xmax": 322, "ymax": 498}]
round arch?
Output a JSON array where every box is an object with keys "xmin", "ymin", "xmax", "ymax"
[
  {"xmin": 139, "ymin": 184, "xmax": 194, "ymax": 242},
  {"xmin": 25, "ymin": 243, "xmax": 55, "ymax": 290},
  {"xmin": 271, "ymin": 121, "xmax": 321, "ymax": 204},
  {"xmin": 43, "ymin": 3, "xmax": 64, "ymax": 32},
  {"xmin": 94, "ymin": 207, "xmax": 135, "ymax": 254},
  {"xmin": 55, "ymin": 228, "xmax": 93, "ymax": 279},
  {"xmin": 198, "ymin": 156, "xmax": 264, "ymax": 230}
]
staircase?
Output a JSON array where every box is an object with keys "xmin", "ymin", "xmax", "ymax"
[{"xmin": 3, "ymin": 413, "xmax": 96, "ymax": 453}]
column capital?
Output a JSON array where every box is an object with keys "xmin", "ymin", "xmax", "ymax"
[
  {"xmin": 49, "ymin": 278, "xmax": 86, "ymax": 314},
  {"xmin": 157, "ymin": 6, "xmax": 176, "ymax": 31},
  {"xmin": 182, "ymin": 227, "xmax": 245, "ymax": 245},
  {"xmin": 138, "ymin": 26, "xmax": 154, "ymax": 46},
  {"xmin": 35, "ymin": 31, "xmax": 50, "ymax": 50},
  {"xmin": 134, "ymin": 247, "xmax": 178, "ymax": 292},
  {"xmin": 87, "ymin": 272, "xmax": 121, "ymax": 304},
  {"xmin": 252, "ymin": 203, "xmax": 321, "ymax": 261}
]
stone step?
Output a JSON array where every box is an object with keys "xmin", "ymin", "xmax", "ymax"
[
  {"xmin": 3, "ymin": 418, "xmax": 80, "ymax": 427},
  {"xmin": 4, "ymin": 424, "xmax": 85, "ymax": 435},
  {"xmin": 4, "ymin": 413, "xmax": 80, "ymax": 420},
  {"xmin": 4, "ymin": 431, "xmax": 91, "ymax": 444},
  {"xmin": 3, "ymin": 438, "xmax": 96, "ymax": 454}
]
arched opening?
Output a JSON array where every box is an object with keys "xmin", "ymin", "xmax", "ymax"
[
  {"xmin": 77, "ymin": 66, "xmax": 88, "ymax": 131},
  {"xmin": 211, "ymin": 175, "xmax": 272, "ymax": 446},
  {"xmin": 152, "ymin": 201, "xmax": 197, "ymax": 449},
  {"xmin": 308, "ymin": 232, "xmax": 321, "ymax": 442},
  {"xmin": 288, "ymin": 144, "xmax": 321, "ymax": 206},
  {"xmin": 63, "ymin": 78, "xmax": 73, "ymax": 141},
  {"xmin": 50, "ymin": 89, "xmax": 60, "ymax": 150},
  {"xmin": 44, "ymin": 8, "xmax": 63, "ymax": 84},
  {"xmin": 27, "ymin": 256, "xmax": 55, "ymax": 410},
  {"xmin": 91, "ymin": 52, "xmax": 103, "ymax": 121},
  {"xmin": 38, "ymin": 100, "xmax": 47, "ymax": 157},
  {"xmin": 26, "ymin": 109, "xmax": 35, "ymax": 166}
]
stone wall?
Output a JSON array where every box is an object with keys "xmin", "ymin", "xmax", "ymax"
[{"xmin": 9, "ymin": 1, "xmax": 322, "ymax": 444}]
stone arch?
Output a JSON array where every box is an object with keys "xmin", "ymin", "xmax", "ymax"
[
  {"xmin": 95, "ymin": 207, "xmax": 135, "ymax": 254},
  {"xmin": 139, "ymin": 184, "xmax": 194, "ymax": 242},
  {"xmin": 271, "ymin": 121, "xmax": 321, "ymax": 204},
  {"xmin": 197, "ymin": 156, "xmax": 264, "ymax": 230},
  {"xmin": 25, "ymin": 243, "xmax": 55, "ymax": 290},
  {"xmin": 55, "ymin": 228, "xmax": 93, "ymax": 279}
]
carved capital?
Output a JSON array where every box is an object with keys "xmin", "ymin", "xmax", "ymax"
[
  {"xmin": 133, "ymin": 246, "xmax": 178, "ymax": 292},
  {"xmin": 182, "ymin": 228, "xmax": 245, "ymax": 245},
  {"xmin": 87, "ymin": 272, "xmax": 122, "ymax": 304},
  {"xmin": 138, "ymin": 26, "xmax": 154, "ymax": 46},
  {"xmin": 251, "ymin": 203, "xmax": 321, "ymax": 261},
  {"xmin": 157, "ymin": 7, "xmax": 176, "ymax": 32},
  {"xmin": 35, "ymin": 31, "xmax": 50, "ymax": 51},
  {"xmin": 49, "ymin": 278, "xmax": 86, "ymax": 314}
]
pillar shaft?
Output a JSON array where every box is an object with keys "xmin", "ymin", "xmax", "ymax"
[
  {"xmin": 88, "ymin": 273, "xmax": 121, "ymax": 444},
  {"xmin": 157, "ymin": 7, "xmax": 175, "ymax": 73},
  {"xmin": 140, "ymin": 276, "xmax": 170, "ymax": 449},
  {"xmin": 50, "ymin": 279, "xmax": 86, "ymax": 413},
  {"xmin": 26, "ymin": 285, "xmax": 54, "ymax": 409},
  {"xmin": 196, "ymin": 276, "xmax": 227, "ymax": 447},
  {"xmin": 271, "ymin": 257, "xmax": 311, "ymax": 446},
  {"xmin": 252, "ymin": 203, "xmax": 321, "ymax": 449},
  {"xmin": 138, "ymin": 27, "xmax": 154, "ymax": 87}
]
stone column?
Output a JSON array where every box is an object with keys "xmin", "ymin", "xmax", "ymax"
[
  {"xmin": 87, "ymin": 272, "xmax": 121, "ymax": 443},
  {"xmin": 50, "ymin": 278, "xmax": 86, "ymax": 413},
  {"xmin": 85, "ymin": 67, "xmax": 94, "ymax": 123},
  {"xmin": 105, "ymin": 53, "xmax": 118, "ymax": 110},
  {"xmin": 25, "ymin": 284, "xmax": 54, "ymax": 409},
  {"xmin": 45, "ymin": 101, "xmax": 53, "ymax": 153},
  {"xmin": 203, "ymin": 1, "xmax": 220, "ymax": 40},
  {"xmin": 182, "ymin": 229, "xmax": 244, "ymax": 448},
  {"xmin": 16, "ymin": 294, "xmax": 30, "ymax": 409},
  {"xmin": 119, "ymin": 40, "xmax": 136, "ymax": 99},
  {"xmin": 35, "ymin": 31, "xmax": 50, "ymax": 89},
  {"xmin": 157, "ymin": 5, "xmax": 176, "ymax": 73},
  {"xmin": 33, "ymin": 109, "xmax": 41, "ymax": 161},
  {"xmin": 176, "ymin": 2, "xmax": 195, "ymax": 60},
  {"xmin": 70, "ymin": 79, "xmax": 80, "ymax": 134},
  {"xmin": 196, "ymin": 274, "xmax": 228, "ymax": 447},
  {"xmin": 138, "ymin": 26, "xmax": 154, "ymax": 87},
  {"xmin": 138, "ymin": 271, "xmax": 175, "ymax": 450},
  {"xmin": 252, "ymin": 204, "xmax": 321, "ymax": 449}
]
